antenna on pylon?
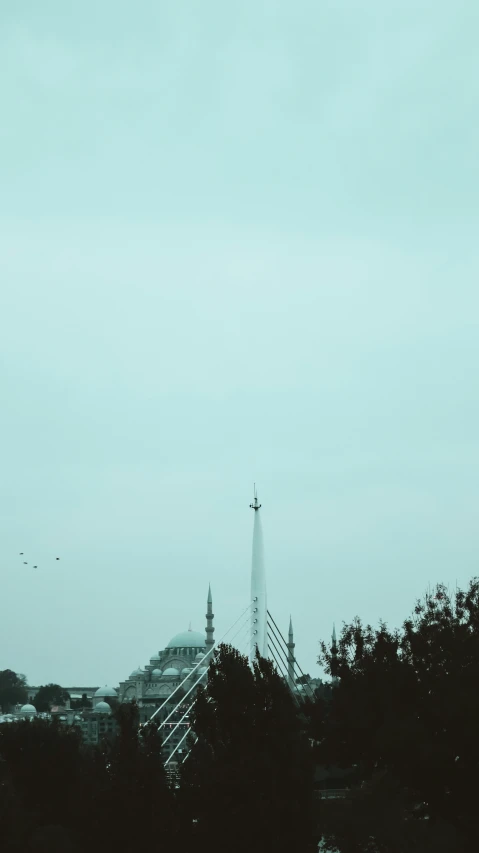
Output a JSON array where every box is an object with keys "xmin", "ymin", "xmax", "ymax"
[{"xmin": 249, "ymin": 484, "xmax": 261, "ymax": 510}]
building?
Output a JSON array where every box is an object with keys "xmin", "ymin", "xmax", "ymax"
[
  {"xmin": 8, "ymin": 495, "xmax": 332, "ymax": 756},
  {"xmin": 26, "ymin": 686, "xmax": 100, "ymax": 705},
  {"xmin": 75, "ymin": 702, "xmax": 118, "ymax": 745},
  {"xmin": 110, "ymin": 586, "xmax": 215, "ymax": 758},
  {"xmin": 118, "ymin": 584, "xmax": 215, "ymax": 716},
  {"xmin": 92, "ymin": 685, "xmax": 118, "ymax": 708}
]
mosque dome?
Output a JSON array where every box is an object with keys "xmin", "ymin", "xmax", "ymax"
[
  {"xmin": 162, "ymin": 667, "xmax": 180, "ymax": 678},
  {"xmin": 151, "ymin": 668, "xmax": 162, "ymax": 678},
  {"xmin": 95, "ymin": 701, "xmax": 112, "ymax": 714},
  {"xmin": 94, "ymin": 686, "xmax": 118, "ymax": 698},
  {"xmin": 129, "ymin": 668, "xmax": 144, "ymax": 679},
  {"xmin": 150, "ymin": 654, "xmax": 161, "ymax": 662},
  {"xmin": 167, "ymin": 630, "xmax": 206, "ymax": 649},
  {"xmin": 181, "ymin": 667, "xmax": 193, "ymax": 677},
  {"xmin": 20, "ymin": 704, "xmax": 36, "ymax": 716},
  {"xmin": 197, "ymin": 667, "xmax": 208, "ymax": 675},
  {"xmin": 195, "ymin": 652, "xmax": 205, "ymax": 662}
]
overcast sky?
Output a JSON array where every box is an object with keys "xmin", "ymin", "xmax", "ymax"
[{"xmin": 1, "ymin": 1, "xmax": 478, "ymax": 687}]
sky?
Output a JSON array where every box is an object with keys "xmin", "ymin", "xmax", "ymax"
[{"xmin": 1, "ymin": 1, "xmax": 478, "ymax": 687}]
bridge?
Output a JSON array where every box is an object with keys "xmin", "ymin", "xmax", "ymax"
[
  {"xmin": 150, "ymin": 489, "xmax": 321, "ymax": 764},
  {"xmin": 149, "ymin": 599, "xmax": 318, "ymax": 769}
]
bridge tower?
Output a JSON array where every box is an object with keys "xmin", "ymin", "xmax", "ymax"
[{"xmin": 250, "ymin": 485, "xmax": 267, "ymax": 661}]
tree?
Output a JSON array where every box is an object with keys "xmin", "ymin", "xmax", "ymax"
[
  {"xmin": 0, "ymin": 706, "xmax": 174, "ymax": 853},
  {"xmin": 316, "ymin": 579, "xmax": 479, "ymax": 852},
  {"xmin": 33, "ymin": 684, "xmax": 70, "ymax": 713},
  {"xmin": 318, "ymin": 769, "xmax": 464, "ymax": 853},
  {"xmin": 179, "ymin": 644, "xmax": 316, "ymax": 853},
  {"xmin": 0, "ymin": 670, "xmax": 27, "ymax": 712},
  {"xmin": 0, "ymin": 717, "xmax": 85, "ymax": 851},
  {"xmin": 93, "ymin": 701, "xmax": 173, "ymax": 852}
]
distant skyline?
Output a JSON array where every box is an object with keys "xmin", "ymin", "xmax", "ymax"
[{"xmin": 1, "ymin": 2, "xmax": 478, "ymax": 685}]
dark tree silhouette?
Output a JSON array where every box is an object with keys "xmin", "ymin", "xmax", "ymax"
[
  {"xmin": 0, "ymin": 708, "xmax": 174, "ymax": 853},
  {"xmin": 4, "ymin": 581, "xmax": 476, "ymax": 853},
  {"xmin": 95, "ymin": 701, "xmax": 173, "ymax": 852},
  {"xmin": 33, "ymin": 684, "xmax": 70, "ymax": 712},
  {"xmin": 0, "ymin": 670, "xmax": 27, "ymax": 713},
  {"xmin": 316, "ymin": 579, "xmax": 479, "ymax": 853},
  {"xmin": 179, "ymin": 644, "xmax": 316, "ymax": 853},
  {"xmin": 0, "ymin": 718, "xmax": 83, "ymax": 851}
]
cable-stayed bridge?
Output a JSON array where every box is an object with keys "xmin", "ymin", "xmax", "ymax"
[
  {"xmin": 140, "ymin": 488, "xmax": 318, "ymax": 772},
  {"xmin": 150, "ymin": 608, "xmax": 315, "ymax": 772}
]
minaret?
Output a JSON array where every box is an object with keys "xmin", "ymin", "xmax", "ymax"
[
  {"xmin": 205, "ymin": 584, "xmax": 215, "ymax": 655},
  {"xmin": 331, "ymin": 623, "xmax": 339, "ymax": 685},
  {"xmin": 287, "ymin": 616, "xmax": 295, "ymax": 688},
  {"xmin": 250, "ymin": 485, "xmax": 267, "ymax": 661}
]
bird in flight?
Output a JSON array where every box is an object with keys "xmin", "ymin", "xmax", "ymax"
[{"xmin": 18, "ymin": 551, "xmax": 60, "ymax": 565}]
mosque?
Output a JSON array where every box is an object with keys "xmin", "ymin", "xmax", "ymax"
[
  {"xmin": 115, "ymin": 584, "xmax": 215, "ymax": 712},
  {"xmin": 9, "ymin": 492, "xmax": 329, "ymax": 746}
]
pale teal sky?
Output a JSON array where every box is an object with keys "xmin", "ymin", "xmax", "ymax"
[{"xmin": 1, "ymin": 2, "xmax": 478, "ymax": 686}]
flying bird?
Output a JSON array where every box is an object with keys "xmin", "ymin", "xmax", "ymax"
[
  {"xmin": 56, "ymin": 557, "xmax": 60, "ymax": 560},
  {"xmin": 33, "ymin": 565, "xmax": 38, "ymax": 569},
  {"xmin": 19, "ymin": 552, "xmax": 23, "ymax": 555},
  {"xmin": 23, "ymin": 562, "xmax": 27, "ymax": 565}
]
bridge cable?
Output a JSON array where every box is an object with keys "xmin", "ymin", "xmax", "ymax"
[
  {"xmin": 160, "ymin": 603, "xmax": 254, "ymax": 734},
  {"xmin": 149, "ymin": 600, "xmax": 254, "ymax": 723},
  {"xmin": 231, "ymin": 615, "xmax": 252, "ymax": 654},
  {"xmin": 177, "ymin": 622, "xmax": 293, "ymax": 766},
  {"xmin": 267, "ymin": 610, "xmax": 317, "ymax": 700},
  {"xmin": 225, "ymin": 606, "xmax": 255, "ymax": 648},
  {"xmin": 267, "ymin": 610, "xmax": 311, "ymax": 683},
  {"xmin": 165, "ymin": 725, "xmax": 193, "ymax": 765},
  {"xmin": 266, "ymin": 619, "xmax": 290, "ymax": 670},
  {"xmin": 161, "ymin": 609, "xmax": 253, "ymax": 744},
  {"xmin": 267, "ymin": 619, "xmax": 316, "ymax": 702},
  {"xmin": 267, "ymin": 643, "xmax": 301, "ymax": 707}
]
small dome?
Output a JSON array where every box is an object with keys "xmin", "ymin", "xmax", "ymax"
[
  {"xmin": 181, "ymin": 666, "xmax": 198, "ymax": 678},
  {"xmin": 20, "ymin": 703, "xmax": 36, "ymax": 716},
  {"xmin": 166, "ymin": 630, "xmax": 206, "ymax": 649},
  {"xmin": 129, "ymin": 668, "xmax": 144, "ymax": 679},
  {"xmin": 195, "ymin": 653, "xmax": 205, "ymax": 662},
  {"xmin": 94, "ymin": 686, "xmax": 118, "ymax": 698},
  {"xmin": 150, "ymin": 653, "xmax": 161, "ymax": 662},
  {"xmin": 95, "ymin": 701, "xmax": 111, "ymax": 714},
  {"xmin": 151, "ymin": 668, "xmax": 162, "ymax": 678},
  {"xmin": 197, "ymin": 666, "xmax": 208, "ymax": 675},
  {"xmin": 162, "ymin": 667, "xmax": 180, "ymax": 678}
]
